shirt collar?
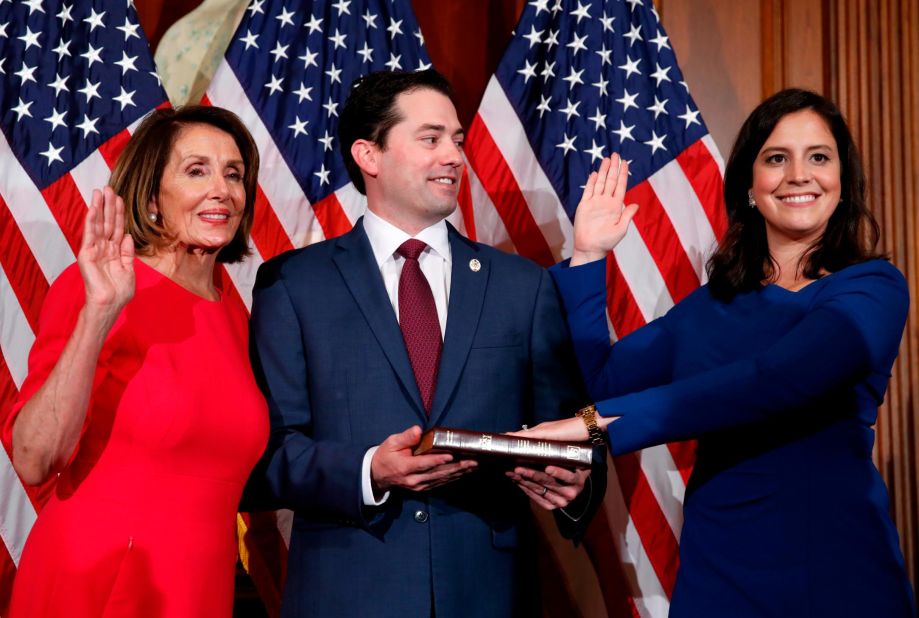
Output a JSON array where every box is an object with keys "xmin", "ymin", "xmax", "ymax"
[{"xmin": 363, "ymin": 209, "xmax": 451, "ymax": 268}]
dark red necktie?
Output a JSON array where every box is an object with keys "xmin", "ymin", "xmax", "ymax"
[{"xmin": 396, "ymin": 239, "xmax": 442, "ymax": 414}]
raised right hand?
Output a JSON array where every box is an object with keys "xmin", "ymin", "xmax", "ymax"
[
  {"xmin": 78, "ymin": 187, "xmax": 135, "ymax": 323},
  {"xmin": 570, "ymin": 154, "xmax": 640, "ymax": 266},
  {"xmin": 371, "ymin": 426, "xmax": 477, "ymax": 496}
]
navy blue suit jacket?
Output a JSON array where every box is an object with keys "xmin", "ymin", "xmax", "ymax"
[{"xmin": 247, "ymin": 219, "xmax": 589, "ymax": 617}]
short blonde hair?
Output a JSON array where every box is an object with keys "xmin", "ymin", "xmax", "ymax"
[{"xmin": 111, "ymin": 106, "xmax": 260, "ymax": 263}]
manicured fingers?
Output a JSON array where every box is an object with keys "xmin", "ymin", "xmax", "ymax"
[
  {"xmin": 89, "ymin": 187, "xmax": 103, "ymax": 212},
  {"xmin": 602, "ymin": 153, "xmax": 621, "ymax": 197},
  {"xmin": 593, "ymin": 157, "xmax": 612, "ymax": 196},
  {"xmin": 111, "ymin": 189, "xmax": 126, "ymax": 247},
  {"xmin": 120, "ymin": 233, "xmax": 135, "ymax": 266},
  {"xmin": 582, "ymin": 154, "xmax": 626, "ymax": 203},
  {"xmin": 580, "ymin": 171, "xmax": 598, "ymax": 203},
  {"xmin": 101, "ymin": 186, "xmax": 116, "ymax": 241},
  {"xmin": 614, "ymin": 157, "xmax": 629, "ymax": 203},
  {"xmin": 93, "ymin": 190, "xmax": 105, "ymax": 243},
  {"xmin": 82, "ymin": 200, "xmax": 99, "ymax": 251}
]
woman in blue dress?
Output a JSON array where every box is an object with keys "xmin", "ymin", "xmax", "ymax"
[{"xmin": 520, "ymin": 89, "xmax": 916, "ymax": 615}]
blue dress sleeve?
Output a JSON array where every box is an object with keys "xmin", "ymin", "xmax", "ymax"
[
  {"xmin": 529, "ymin": 268, "xmax": 592, "ymax": 424},
  {"xmin": 550, "ymin": 258, "xmax": 676, "ymax": 401},
  {"xmin": 597, "ymin": 262, "xmax": 908, "ymax": 455}
]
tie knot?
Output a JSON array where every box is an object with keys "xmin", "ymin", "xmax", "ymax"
[{"xmin": 396, "ymin": 239, "xmax": 427, "ymax": 261}]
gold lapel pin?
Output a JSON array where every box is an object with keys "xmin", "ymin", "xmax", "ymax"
[{"xmin": 469, "ymin": 258, "xmax": 481, "ymax": 272}]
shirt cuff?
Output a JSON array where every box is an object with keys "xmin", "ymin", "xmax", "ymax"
[{"xmin": 361, "ymin": 446, "xmax": 390, "ymax": 506}]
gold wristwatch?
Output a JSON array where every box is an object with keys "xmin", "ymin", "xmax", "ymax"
[{"xmin": 575, "ymin": 404, "xmax": 606, "ymax": 447}]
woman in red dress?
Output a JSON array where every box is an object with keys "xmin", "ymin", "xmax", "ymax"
[{"xmin": 4, "ymin": 106, "xmax": 269, "ymax": 617}]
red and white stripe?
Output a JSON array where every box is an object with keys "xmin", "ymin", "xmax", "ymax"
[
  {"xmin": 464, "ymin": 77, "xmax": 725, "ymax": 616},
  {"xmin": 0, "ymin": 262, "xmax": 38, "ymax": 572},
  {"xmin": 205, "ymin": 60, "xmax": 373, "ymax": 310},
  {"xmin": 0, "ymin": 48, "xmax": 724, "ymax": 615},
  {"xmin": 0, "ymin": 132, "xmax": 74, "ymax": 284},
  {"xmin": 0, "ymin": 56, "xmax": 381, "ymax": 609}
]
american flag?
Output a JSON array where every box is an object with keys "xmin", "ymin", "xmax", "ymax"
[
  {"xmin": 461, "ymin": 0, "xmax": 726, "ymax": 615},
  {"xmin": 0, "ymin": 0, "xmax": 726, "ymax": 615},
  {"xmin": 0, "ymin": 1, "xmax": 167, "ymax": 612},
  {"xmin": 203, "ymin": 0, "xmax": 434, "ymax": 313},
  {"xmin": 202, "ymin": 0, "xmax": 433, "ymax": 612}
]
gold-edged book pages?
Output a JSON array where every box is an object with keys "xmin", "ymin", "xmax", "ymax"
[{"xmin": 414, "ymin": 427, "xmax": 602, "ymax": 469}]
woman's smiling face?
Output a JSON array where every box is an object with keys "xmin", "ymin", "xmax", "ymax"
[{"xmin": 750, "ymin": 108, "xmax": 842, "ymax": 248}]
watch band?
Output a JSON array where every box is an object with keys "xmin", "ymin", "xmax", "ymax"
[{"xmin": 575, "ymin": 404, "xmax": 607, "ymax": 447}]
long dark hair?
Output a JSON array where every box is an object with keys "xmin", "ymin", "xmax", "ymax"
[{"xmin": 706, "ymin": 89, "xmax": 882, "ymax": 301}]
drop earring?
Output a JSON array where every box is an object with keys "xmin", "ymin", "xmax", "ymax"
[{"xmin": 747, "ymin": 191, "xmax": 756, "ymax": 208}]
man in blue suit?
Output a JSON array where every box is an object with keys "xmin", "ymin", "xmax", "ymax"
[{"xmin": 248, "ymin": 70, "xmax": 596, "ymax": 617}]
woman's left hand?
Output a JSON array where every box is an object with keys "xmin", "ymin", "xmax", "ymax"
[
  {"xmin": 507, "ymin": 417, "xmax": 592, "ymax": 442},
  {"xmin": 570, "ymin": 154, "xmax": 639, "ymax": 266}
]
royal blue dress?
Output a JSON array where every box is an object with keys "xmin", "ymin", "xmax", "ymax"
[{"xmin": 551, "ymin": 258, "xmax": 915, "ymax": 617}]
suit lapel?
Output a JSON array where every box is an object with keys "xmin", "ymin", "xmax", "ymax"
[
  {"xmin": 332, "ymin": 219, "xmax": 427, "ymax": 421},
  {"xmin": 430, "ymin": 225, "xmax": 488, "ymax": 425}
]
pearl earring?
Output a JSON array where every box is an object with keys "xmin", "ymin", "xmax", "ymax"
[{"xmin": 148, "ymin": 212, "xmax": 157, "ymax": 222}]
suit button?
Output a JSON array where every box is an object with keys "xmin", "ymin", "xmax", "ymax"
[{"xmin": 413, "ymin": 510, "xmax": 429, "ymax": 523}]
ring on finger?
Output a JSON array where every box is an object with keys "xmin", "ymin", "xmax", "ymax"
[{"xmin": 540, "ymin": 486, "xmax": 548, "ymax": 497}]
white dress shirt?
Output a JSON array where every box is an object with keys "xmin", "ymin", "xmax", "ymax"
[{"xmin": 360, "ymin": 209, "xmax": 453, "ymax": 505}]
